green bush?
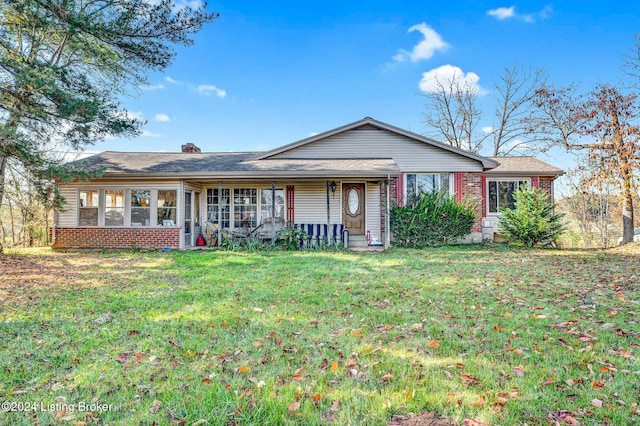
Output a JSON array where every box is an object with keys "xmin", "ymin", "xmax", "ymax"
[
  {"xmin": 498, "ymin": 186, "xmax": 567, "ymax": 247},
  {"xmin": 390, "ymin": 191, "xmax": 476, "ymax": 248},
  {"xmin": 276, "ymin": 224, "xmax": 309, "ymax": 250}
]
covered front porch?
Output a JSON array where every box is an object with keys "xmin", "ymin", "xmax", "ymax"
[{"xmin": 180, "ymin": 177, "xmax": 395, "ymax": 250}]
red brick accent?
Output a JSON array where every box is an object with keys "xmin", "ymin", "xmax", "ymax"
[
  {"xmin": 531, "ymin": 176, "xmax": 540, "ymax": 188},
  {"xmin": 459, "ymin": 172, "xmax": 483, "ymax": 232},
  {"xmin": 539, "ymin": 177, "xmax": 553, "ymax": 197},
  {"xmin": 51, "ymin": 227, "xmax": 181, "ymax": 249}
]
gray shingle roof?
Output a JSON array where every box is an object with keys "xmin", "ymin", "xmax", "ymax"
[
  {"xmin": 74, "ymin": 151, "xmax": 400, "ymax": 178},
  {"xmin": 486, "ymin": 156, "xmax": 564, "ymax": 176}
]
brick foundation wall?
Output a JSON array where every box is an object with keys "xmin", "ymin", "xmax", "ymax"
[
  {"xmin": 459, "ymin": 172, "xmax": 483, "ymax": 232},
  {"xmin": 51, "ymin": 227, "xmax": 181, "ymax": 249}
]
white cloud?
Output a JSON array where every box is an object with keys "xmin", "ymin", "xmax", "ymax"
[
  {"xmin": 487, "ymin": 6, "xmax": 515, "ymax": 20},
  {"xmin": 154, "ymin": 113, "xmax": 171, "ymax": 122},
  {"xmin": 141, "ymin": 83, "xmax": 165, "ymax": 91},
  {"xmin": 173, "ymin": 0, "xmax": 202, "ymax": 9},
  {"xmin": 487, "ymin": 5, "xmax": 552, "ymax": 23},
  {"xmin": 165, "ymin": 76, "xmax": 181, "ymax": 85},
  {"xmin": 482, "ymin": 126, "xmax": 494, "ymax": 134},
  {"xmin": 393, "ymin": 22, "xmax": 448, "ymax": 62},
  {"xmin": 418, "ymin": 64, "xmax": 483, "ymax": 93},
  {"xmin": 141, "ymin": 130, "xmax": 161, "ymax": 137},
  {"xmin": 197, "ymin": 84, "xmax": 227, "ymax": 98}
]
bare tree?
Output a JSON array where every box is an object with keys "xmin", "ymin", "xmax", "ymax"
[
  {"xmin": 489, "ymin": 65, "xmax": 547, "ymax": 156},
  {"xmin": 422, "ymin": 75, "xmax": 485, "ymax": 153},
  {"xmin": 422, "ymin": 64, "xmax": 546, "ymax": 155}
]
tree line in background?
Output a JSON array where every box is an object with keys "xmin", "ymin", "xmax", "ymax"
[{"xmin": 423, "ymin": 40, "xmax": 640, "ymax": 246}]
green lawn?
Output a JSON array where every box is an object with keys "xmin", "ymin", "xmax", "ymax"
[{"xmin": 1, "ymin": 245, "xmax": 639, "ymax": 425}]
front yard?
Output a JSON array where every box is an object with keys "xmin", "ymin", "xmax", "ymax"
[{"xmin": 0, "ymin": 245, "xmax": 639, "ymax": 425}]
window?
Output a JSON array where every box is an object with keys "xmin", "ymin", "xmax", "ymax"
[
  {"xmin": 79, "ymin": 190, "xmax": 99, "ymax": 226},
  {"xmin": 406, "ymin": 173, "xmax": 451, "ymax": 200},
  {"xmin": 105, "ymin": 190, "xmax": 125, "ymax": 226},
  {"xmin": 157, "ymin": 190, "xmax": 177, "ymax": 226},
  {"xmin": 488, "ymin": 180, "xmax": 529, "ymax": 213},
  {"xmin": 260, "ymin": 189, "xmax": 285, "ymax": 222},
  {"xmin": 131, "ymin": 189, "xmax": 151, "ymax": 226},
  {"xmin": 206, "ymin": 188, "xmax": 230, "ymax": 228},
  {"xmin": 234, "ymin": 188, "xmax": 257, "ymax": 228}
]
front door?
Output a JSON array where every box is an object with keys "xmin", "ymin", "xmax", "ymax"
[{"xmin": 342, "ymin": 183, "xmax": 365, "ymax": 235}]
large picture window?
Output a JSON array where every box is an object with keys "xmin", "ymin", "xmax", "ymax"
[
  {"xmin": 234, "ymin": 188, "xmax": 257, "ymax": 228},
  {"xmin": 406, "ymin": 173, "xmax": 451, "ymax": 200},
  {"xmin": 488, "ymin": 180, "xmax": 529, "ymax": 213},
  {"xmin": 105, "ymin": 190, "xmax": 125, "ymax": 226},
  {"xmin": 131, "ymin": 190, "xmax": 151, "ymax": 226},
  {"xmin": 79, "ymin": 190, "xmax": 99, "ymax": 226},
  {"xmin": 206, "ymin": 188, "xmax": 230, "ymax": 228}
]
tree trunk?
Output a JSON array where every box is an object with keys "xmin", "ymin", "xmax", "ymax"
[
  {"xmin": 621, "ymin": 174, "xmax": 635, "ymax": 244},
  {"xmin": 0, "ymin": 154, "xmax": 6, "ymax": 253}
]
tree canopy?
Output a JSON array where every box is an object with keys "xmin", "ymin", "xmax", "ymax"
[{"xmin": 0, "ymin": 0, "xmax": 217, "ymax": 233}]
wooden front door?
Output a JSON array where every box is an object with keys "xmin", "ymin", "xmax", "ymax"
[{"xmin": 342, "ymin": 183, "xmax": 365, "ymax": 235}]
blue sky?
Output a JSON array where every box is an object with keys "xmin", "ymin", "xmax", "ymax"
[{"xmin": 98, "ymin": 0, "xmax": 640, "ymax": 170}]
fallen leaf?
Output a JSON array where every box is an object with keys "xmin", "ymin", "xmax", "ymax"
[
  {"xmin": 202, "ymin": 378, "xmax": 212, "ymax": 385},
  {"xmin": 513, "ymin": 366, "xmax": 525, "ymax": 377},
  {"xmin": 352, "ymin": 331, "xmax": 363, "ymax": 337},
  {"xmin": 253, "ymin": 307, "xmax": 264, "ymax": 313},
  {"xmin": 427, "ymin": 340, "xmax": 440, "ymax": 349},
  {"xmin": 463, "ymin": 419, "xmax": 488, "ymax": 426},
  {"xmin": 312, "ymin": 394, "xmax": 322, "ymax": 402},
  {"xmin": 411, "ymin": 323, "xmax": 423, "ymax": 331},
  {"xmin": 150, "ymin": 399, "xmax": 161, "ymax": 414},
  {"xmin": 291, "ymin": 375, "xmax": 305, "ymax": 381},
  {"xmin": 330, "ymin": 400, "xmax": 340, "ymax": 412},
  {"xmin": 238, "ymin": 365, "xmax": 251, "ymax": 373},
  {"xmin": 288, "ymin": 401, "xmax": 300, "ymax": 413},
  {"xmin": 330, "ymin": 361, "xmax": 339, "ymax": 373},
  {"xmin": 252, "ymin": 340, "xmax": 263, "ymax": 347},
  {"xmin": 592, "ymin": 398, "xmax": 603, "ymax": 408},
  {"xmin": 116, "ymin": 355, "xmax": 128, "ymax": 364},
  {"xmin": 541, "ymin": 379, "xmax": 556, "ymax": 386},
  {"xmin": 471, "ymin": 397, "xmax": 486, "ymax": 406},
  {"xmin": 461, "ymin": 374, "xmax": 481, "ymax": 386},
  {"xmin": 591, "ymin": 380, "xmax": 605, "ymax": 390}
]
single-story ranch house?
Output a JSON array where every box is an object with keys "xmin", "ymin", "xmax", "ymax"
[{"xmin": 51, "ymin": 117, "xmax": 564, "ymax": 250}]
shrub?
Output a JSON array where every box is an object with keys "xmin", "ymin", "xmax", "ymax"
[
  {"xmin": 498, "ymin": 186, "xmax": 567, "ymax": 247},
  {"xmin": 390, "ymin": 191, "xmax": 476, "ymax": 248},
  {"xmin": 276, "ymin": 225, "xmax": 309, "ymax": 250}
]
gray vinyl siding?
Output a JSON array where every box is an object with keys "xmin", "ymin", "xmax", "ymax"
[
  {"xmin": 270, "ymin": 128, "xmax": 483, "ymax": 172},
  {"xmin": 294, "ymin": 182, "xmax": 342, "ymax": 224},
  {"xmin": 366, "ymin": 184, "xmax": 381, "ymax": 242},
  {"xmin": 57, "ymin": 186, "xmax": 78, "ymax": 227}
]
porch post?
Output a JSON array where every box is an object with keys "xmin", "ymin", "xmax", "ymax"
[
  {"xmin": 326, "ymin": 181, "xmax": 331, "ymax": 239},
  {"xmin": 271, "ymin": 181, "xmax": 276, "ymax": 240},
  {"xmin": 217, "ymin": 181, "xmax": 222, "ymax": 247},
  {"xmin": 385, "ymin": 176, "xmax": 391, "ymax": 249}
]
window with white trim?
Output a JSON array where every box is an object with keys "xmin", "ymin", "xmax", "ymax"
[
  {"xmin": 234, "ymin": 188, "xmax": 257, "ymax": 228},
  {"xmin": 105, "ymin": 190, "xmax": 125, "ymax": 226},
  {"xmin": 206, "ymin": 188, "xmax": 230, "ymax": 228},
  {"xmin": 131, "ymin": 189, "xmax": 151, "ymax": 226},
  {"xmin": 157, "ymin": 190, "xmax": 177, "ymax": 226},
  {"xmin": 405, "ymin": 173, "xmax": 452, "ymax": 200},
  {"xmin": 79, "ymin": 189, "xmax": 99, "ymax": 226},
  {"xmin": 487, "ymin": 179, "xmax": 529, "ymax": 213},
  {"xmin": 260, "ymin": 188, "xmax": 285, "ymax": 222}
]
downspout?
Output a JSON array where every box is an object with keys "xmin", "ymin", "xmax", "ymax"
[
  {"xmin": 385, "ymin": 174, "xmax": 391, "ymax": 249},
  {"xmin": 52, "ymin": 210, "xmax": 57, "ymax": 246},
  {"xmin": 217, "ymin": 182, "xmax": 222, "ymax": 247}
]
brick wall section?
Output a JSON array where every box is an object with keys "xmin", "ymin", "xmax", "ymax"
[
  {"xmin": 539, "ymin": 177, "xmax": 553, "ymax": 198},
  {"xmin": 51, "ymin": 227, "xmax": 181, "ymax": 249},
  {"xmin": 459, "ymin": 172, "xmax": 483, "ymax": 232}
]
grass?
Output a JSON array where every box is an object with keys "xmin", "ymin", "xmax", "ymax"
[{"xmin": 0, "ymin": 244, "xmax": 639, "ymax": 425}]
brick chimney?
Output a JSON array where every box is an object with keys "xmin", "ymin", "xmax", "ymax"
[{"xmin": 181, "ymin": 143, "xmax": 201, "ymax": 153}]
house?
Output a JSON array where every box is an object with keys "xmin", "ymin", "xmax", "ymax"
[{"xmin": 51, "ymin": 117, "xmax": 564, "ymax": 250}]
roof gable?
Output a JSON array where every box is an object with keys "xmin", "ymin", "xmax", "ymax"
[{"xmin": 256, "ymin": 117, "xmax": 499, "ymax": 169}]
